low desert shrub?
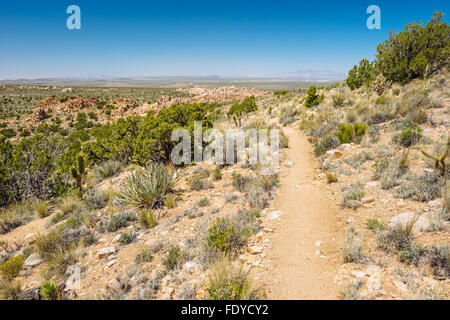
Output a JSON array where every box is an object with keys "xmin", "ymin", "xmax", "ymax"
[
  {"xmin": 396, "ymin": 172, "xmax": 443, "ymax": 202},
  {"xmin": 206, "ymin": 256, "xmax": 263, "ymax": 300},
  {"xmin": 341, "ymin": 228, "xmax": 365, "ymax": 263},
  {"xmin": 139, "ymin": 210, "xmax": 157, "ymax": 229},
  {"xmin": 342, "ymin": 183, "xmax": 364, "ymax": 209},
  {"xmin": 98, "ymin": 212, "xmax": 136, "ymax": 233},
  {"xmin": 94, "ymin": 160, "xmax": 123, "ymax": 180},
  {"xmin": 337, "ymin": 123, "xmax": 366, "ymax": 144},
  {"xmin": 0, "ymin": 254, "xmax": 24, "ymax": 280}
]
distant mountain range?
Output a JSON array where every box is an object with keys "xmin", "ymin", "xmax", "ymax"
[{"xmin": 0, "ymin": 70, "xmax": 345, "ymax": 88}]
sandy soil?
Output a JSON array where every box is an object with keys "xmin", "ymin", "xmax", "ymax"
[{"xmin": 263, "ymin": 127, "xmax": 342, "ymax": 299}]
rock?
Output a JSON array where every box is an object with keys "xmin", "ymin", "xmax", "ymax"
[
  {"xmin": 366, "ymin": 264, "xmax": 380, "ymax": 276},
  {"xmin": 113, "ymin": 234, "xmax": 122, "ymax": 242},
  {"xmin": 389, "ymin": 212, "xmax": 430, "ymax": 232},
  {"xmin": 422, "ymin": 277, "xmax": 438, "ymax": 288},
  {"xmin": 106, "ymin": 259, "xmax": 116, "ymax": 268},
  {"xmin": 367, "ymin": 271, "xmax": 381, "ymax": 291},
  {"xmin": 350, "ymin": 270, "xmax": 366, "ymax": 279},
  {"xmin": 160, "ymin": 275, "xmax": 172, "ymax": 287},
  {"xmin": 266, "ymin": 210, "xmax": 283, "ymax": 220},
  {"xmin": 182, "ymin": 261, "xmax": 199, "ymax": 274},
  {"xmin": 365, "ymin": 181, "xmax": 378, "ymax": 187},
  {"xmin": 284, "ymin": 161, "xmax": 294, "ymax": 168},
  {"xmin": 24, "ymin": 233, "xmax": 36, "ymax": 242},
  {"xmin": 392, "ymin": 279, "xmax": 408, "ymax": 293},
  {"xmin": 247, "ymin": 245, "xmax": 263, "ymax": 255},
  {"xmin": 315, "ymin": 241, "xmax": 322, "ymax": 247},
  {"xmin": 326, "ymin": 149, "xmax": 344, "ymax": 158},
  {"xmin": 97, "ymin": 246, "xmax": 117, "ymax": 259},
  {"xmin": 17, "ymin": 288, "xmax": 40, "ymax": 300},
  {"xmin": 256, "ymin": 232, "xmax": 263, "ymax": 242},
  {"xmin": 428, "ymin": 199, "xmax": 442, "ymax": 208},
  {"xmin": 361, "ymin": 197, "xmax": 375, "ymax": 204},
  {"xmin": 24, "ymin": 253, "xmax": 43, "ymax": 268}
]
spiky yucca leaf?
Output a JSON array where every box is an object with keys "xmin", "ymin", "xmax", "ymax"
[{"xmin": 118, "ymin": 163, "xmax": 179, "ymax": 209}]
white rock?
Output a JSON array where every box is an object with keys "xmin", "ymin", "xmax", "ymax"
[
  {"xmin": 97, "ymin": 246, "xmax": 117, "ymax": 259},
  {"xmin": 315, "ymin": 241, "xmax": 322, "ymax": 247},
  {"xmin": 106, "ymin": 259, "xmax": 116, "ymax": 268},
  {"xmin": 389, "ymin": 212, "xmax": 430, "ymax": 232},
  {"xmin": 266, "ymin": 210, "xmax": 283, "ymax": 220},
  {"xmin": 284, "ymin": 161, "xmax": 294, "ymax": 168},
  {"xmin": 365, "ymin": 181, "xmax": 378, "ymax": 187},
  {"xmin": 326, "ymin": 149, "xmax": 344, "ymax": 158},
  {"xmin": 428, "ymin": 199, "xmax": 442, "ymax": 208},
  {"xmin": 24, "ymin": 233, "xmax": 36, "ymax": 242},
  {"xmin": 392, "ymin": 279, "xmax": 408, "ymax": 293},
  {"xmin": 182, "ymin": 261, "xmax": 199, "ymax": 273},
  {"xmin": 361, "ymin": 197, "xmax": 375, "ymax": 204},
  {"xmin": 247, "ymin": 245, "xmax": 263, "ymax": 255},
  {"xmin": 367, "ymin": 271, "xmax": 381, "ymax": 291},
  {"xmin": 24, "ymin": 253, "xmax": 43, "ymax": 268},
  {"xmin": 350, "ymin": 270, "xmax": 366, "ymax": 279}
]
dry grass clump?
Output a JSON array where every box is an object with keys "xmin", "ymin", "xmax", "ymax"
[
  {"xmin": 342, "ymin": 182, "xmax": 365, "ymax": 209},
  {"xmin": 0, "ymin": 201, "xmax": 34, "ymax": 234},
  {"xmin": 339, "ymin": 279, "xmax": 363, "ymax": 300},
  {"xmin": 206, "ymin": 255, "xmax": 263, "ymax": 300},
  {"xmin": 93, "ymin": 160, "xmax": 123, "ymax": 180},
  {"xmin": 341, "ymin": 227, "xmax": 365, "ymax": 263}
]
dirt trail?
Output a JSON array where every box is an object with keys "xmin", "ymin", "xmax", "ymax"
[{"xmin": 263, "ymin": 127, "xmax": 342, "ymax": 299}]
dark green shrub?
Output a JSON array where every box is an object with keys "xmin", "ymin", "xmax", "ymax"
[
  {"xmin": 375, "ymin": 12, "xmax": 450, "ymax": 84},
  {"xmin": 304, "ymin": 86, "xmax": 324, "ymax": 108},
  {"xmin": 392, "ymin": 123, "xmax": 423, "ymax": 147},
  {"xmin": 346, "ymin": 59, "xmax": 375, "ymax": 90}
]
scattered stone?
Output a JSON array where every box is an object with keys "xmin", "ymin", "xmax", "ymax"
[
  {"xmin": 284, "ymin": 161, "xmax": 294, "ymax": 168},
  {"xmin": 392, "ymin": 279, "xmax": 408, "ymax": 293},
  {"xmin": 256, "ymin": 232, "xmax": 263, "ymax": 242},
  {"xmin": 361, "ymin": 197, "xmax": 375, "ymax": 204},
  {"xmin": 350, "ymin": 270, "xmax": 366, "ymax": 279},
  {"xmin": 367, "ymin": 270, "xmax": 382, "ymax": 291},
  {"xmin": 315, "ymin": 241, "xmax": 322, "ymax": 247},
  {"xmin": 365, "ymin": 181, "xmax": 378, "ymax": 187},
  {"xmin": 266, "ymin": 210, "xmax": 283, "ymax": 220},
  {"xmin": 327, "ymin": 149, "xmax": 344, "ymax": 158},
  {"xmin": 183, "ymin": 261, "xmax": 199, "ymax": 274},
  {"xmin": 247, "ymin": 245, "xmax": 263, "ymax": 255},
  {"xmin": 428, "ymin": 199, "xmax": 442, "ymax": 208},
  {"xmin": 106, "ymin": 259, "xmax": 116, "ymax": 268},
  {"xmin": 389, "ymin": 212, "xmax": 430, "ymax": 232},
  {"xmin": 24, "ymin": 253, "xmax": 43, "ymax": 268},
  {"xmin": 97, "ymin": 246, "xmax": 117, "ymax": 259}
]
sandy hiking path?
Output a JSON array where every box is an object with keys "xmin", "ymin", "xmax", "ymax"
[{"xmin": 263, "ymin": 127, "xmax": 342, "ymax": 300}]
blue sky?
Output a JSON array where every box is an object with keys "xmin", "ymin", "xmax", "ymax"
[{"xmin": 0, "ymin": 0, "xmax": 448, "ymax": 79}]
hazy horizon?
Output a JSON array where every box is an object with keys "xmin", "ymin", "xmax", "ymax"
[{"xmin": 1, "ymin": 0, "xmax": 448, "ymax": 79}]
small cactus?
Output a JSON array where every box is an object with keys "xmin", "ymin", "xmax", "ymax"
[{"xmin": 70, "ymin": 154, "xmax": 86, "ymax": 191}]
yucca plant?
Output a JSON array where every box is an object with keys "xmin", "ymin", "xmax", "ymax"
[
  {"xmin": 40, "ymin": 281, "xmax": 59, "ymax": 300},
  {"xmin": 118, "ymin": 163, "xmax": 179, "ymax": 209}
]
